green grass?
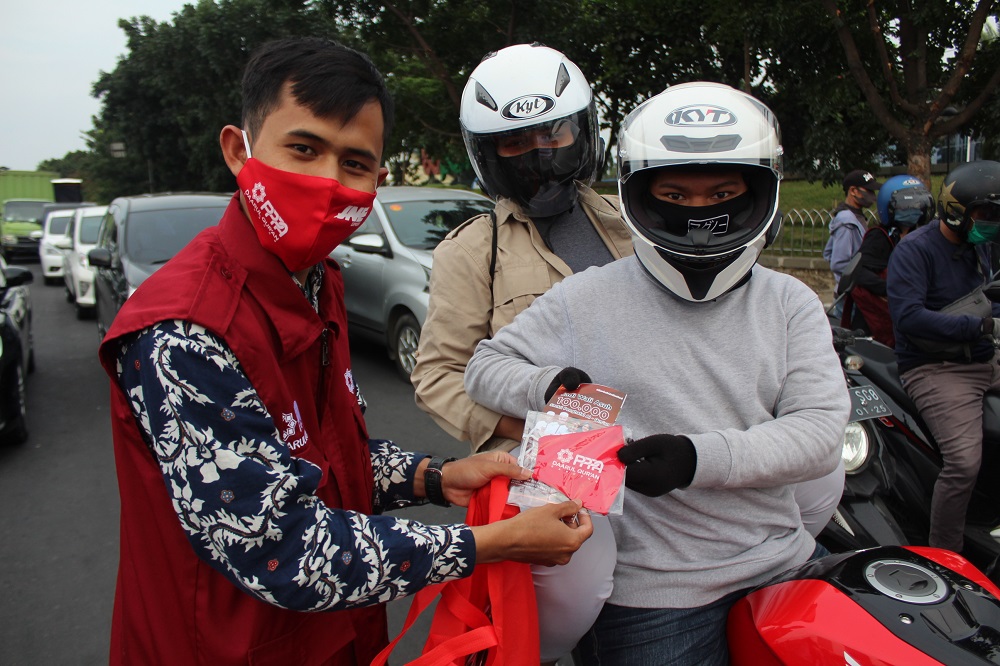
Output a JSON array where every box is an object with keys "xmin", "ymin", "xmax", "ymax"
[
  {"xmin": 780, "ymin": 174, "xmax": 946, "ymax": 212},
  {"xmin": 779, "ymin": 179, "xmax": 844, "ymax": 211}
]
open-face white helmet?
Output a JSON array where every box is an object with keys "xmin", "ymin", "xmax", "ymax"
[
  {"xmin": 618, "ymin": 82, "xmax": 783, "ymax": 302},
  {"xmin": 461, "ymin": 43, "xmax": 601, "ymax": 217}
]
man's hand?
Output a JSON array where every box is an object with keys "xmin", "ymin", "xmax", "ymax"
[
  {"xmin": 471, "ymin": 500, "xmax": 594, "ymax": 566},
  {"xmin": 492, "ymin": 414, "xmax": 526, "ymax": 441},
  {"xmin": 981, "ymin": 317, "xmax": 1000, "ymax": 340},
  {"xmin": 422, "ymin": 451, "xmax": 531, "ymax": 508},
  {"xmin": 617, "ymin": 434, "xmax": 697, "ymax": 497},
  {"xmin": 543, "ymin": 367, "xmax": 592, "ymax": 403}
]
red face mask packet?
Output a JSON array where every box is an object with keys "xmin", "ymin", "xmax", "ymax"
[{"xmin": 533, "ymin": 425, "xmax": 626, "ymax": 515}]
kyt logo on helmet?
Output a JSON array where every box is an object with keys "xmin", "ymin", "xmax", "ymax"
[
  {"xmin": 501, "ymin": 95, "xmax": 556, "ymax": 120},
  {"xmin": 665, "ymin": 105, "xmax": 737, "ymax": 127}
]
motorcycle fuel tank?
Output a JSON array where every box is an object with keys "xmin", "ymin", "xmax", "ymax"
[{"xmin": 728, "ymin": 546, "xmax": 1000, "ymax": 665}]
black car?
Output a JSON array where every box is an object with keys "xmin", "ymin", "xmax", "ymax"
[
  {"xmin": 89, "ymin": 193, "xmax": 231, "ymax": 340},
  {"xmin": 0, "ymin": 258, "xmax": 34, "ymax": 444}
]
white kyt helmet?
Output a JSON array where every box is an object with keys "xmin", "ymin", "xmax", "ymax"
[
  {"xmin": 617, "ymin": 82, "xmax": 783, "ymax": 302},
  {"xmin": 460, "ymin": 43, "xmax": 602, "ymax": 217}
]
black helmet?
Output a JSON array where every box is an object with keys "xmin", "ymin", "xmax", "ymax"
[{"xmin": 938, "ymin": 160, "xmax": 1000, "ymax": 238}]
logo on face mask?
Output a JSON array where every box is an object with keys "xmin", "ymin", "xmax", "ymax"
[
  {"xmin": 688, "ymin": 215, "xmax": 730, "ymax": 235},
  {"xmin": 244, "ymin": 181, "xmax": 288, "ymax": 241},
  {"xmin": 336, "ymin": 206, "xmax": 371, "ymax": 224},
  {"xmin": 553, "ymin": 447, "xmax": 605, "ymax": 478},
  {"xmin": 501, "ymin": 95, "xmax": 556, "ymax": 120},
  {"xmin": 665, "ymin": 105, "xmax": 737, "ymax": 127}
]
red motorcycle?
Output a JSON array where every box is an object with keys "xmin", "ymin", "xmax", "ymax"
[{"xmin": 728, "ymin": 545, "xmax": 1000, "ymax": 665}]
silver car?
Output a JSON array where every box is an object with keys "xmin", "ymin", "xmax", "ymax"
[{"xmin": 331, "ymin": 186, "xmax": 493, "ymax": 379}]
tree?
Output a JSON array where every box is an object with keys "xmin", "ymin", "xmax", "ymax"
[
  {"xmin": 92, "ymin": 0, "xmax": 331, "ymax": 196},
  {"xmin": 316, "ymin": 0, "xmax": 587, "ymax": 182},
  {"xmin": 818, "ymin": 0, "xmax": 1000, "ymax": 185},
  {"xmin": 964, "ymin": 20, "xmax": 1000, "ymax": 160},
  {"xmin": 77, "ymin": 0, "xmax": 1000, "ymax": 200}
]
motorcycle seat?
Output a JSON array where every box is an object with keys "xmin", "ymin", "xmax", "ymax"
[{"xmin": 850, "ymin": 337, "xmax": 1000, "ymax": 442}]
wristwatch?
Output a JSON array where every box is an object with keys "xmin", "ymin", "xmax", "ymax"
[{"xmin": 423, "ymin": 456, "xmax": 456, "ymax": 507}]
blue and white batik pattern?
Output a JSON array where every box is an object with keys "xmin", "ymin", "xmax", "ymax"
[{"xmin": 116, "ymin": 320, "xmax": 474, "ymax": 612}]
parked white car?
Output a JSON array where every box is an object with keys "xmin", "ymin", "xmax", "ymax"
[
  {"xmin": 61, "ymin": 205, "xmax": 108, "ymax": 319},
  {"xmin": 38, "ymin": 209, "xmax": 75, "ymax": 285}
]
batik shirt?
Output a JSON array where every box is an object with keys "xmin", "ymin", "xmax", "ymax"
[{"xmin": 114, "ymin": 265, "xmax": 474, "ymax": 612}]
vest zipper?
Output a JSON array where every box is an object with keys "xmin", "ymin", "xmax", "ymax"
[
  {"xmin": 317, "ymin": 328, "xmax": 331, "ymax": 413},
  {"xmin": 320, "ymin": 328, "xmax": 331, "ymax": 367}
]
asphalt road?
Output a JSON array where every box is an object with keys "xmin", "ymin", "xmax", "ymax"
[{"xmin": 0, "ymin": 262, "xmax": 471, "ymax": 665}]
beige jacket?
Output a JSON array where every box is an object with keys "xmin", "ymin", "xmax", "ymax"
[{"xmin": 411, "ymin": 184, "xmax": 634, "ymax": 452}]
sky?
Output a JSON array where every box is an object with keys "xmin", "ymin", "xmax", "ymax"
[{"xmin": 0, "ymin": 0, "xmax": 192, "ymax": 171}]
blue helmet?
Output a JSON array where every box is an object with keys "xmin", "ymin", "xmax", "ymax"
[{"xmin": 876, "ymin": 174, "xmax": 934, "ymax": 230}]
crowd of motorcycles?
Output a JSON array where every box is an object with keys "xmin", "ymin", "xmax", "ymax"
[{"xmin": 722, "ymin": 260, "xmax": 1000, "ymax": 664}]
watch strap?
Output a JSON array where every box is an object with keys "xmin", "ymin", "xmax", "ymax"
[{"xmin": 424, "ymin": 456, "xmax": 455, "ymax": 507}]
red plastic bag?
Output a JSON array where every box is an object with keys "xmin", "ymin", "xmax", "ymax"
[
  {"xmin": 370, "ymin": 476, "xmax": 539, "ymax": 666},
  {"xmin": 533, "ymin": 425, "xmax": 627, "ymax": 515}
]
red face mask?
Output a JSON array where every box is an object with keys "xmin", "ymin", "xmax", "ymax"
[{"xmin": 236, "ymin": 132, "xmax": 376, "ymax": 273}]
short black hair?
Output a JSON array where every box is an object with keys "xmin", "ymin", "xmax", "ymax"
[{"xmin": 241, "ymin": 37, "xmax": 394, "ymax": 149}]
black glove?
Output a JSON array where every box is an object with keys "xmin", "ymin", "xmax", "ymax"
[
  {"xmin": 543, "ymin": 367, "xmax": 592, "ymax": 403},
  {"xmin": 617, "ymin": 434, "xmax": 697, "ymax": 497}
]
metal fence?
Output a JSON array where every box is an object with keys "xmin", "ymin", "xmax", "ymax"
[{"xmin": 764, "ymin": 208, "xmax": 878, "ymax": 258}]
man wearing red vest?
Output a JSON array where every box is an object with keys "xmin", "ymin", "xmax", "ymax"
[{"xmin": 98, "ymin": 37, "xmax": 592, "ymax": 666}]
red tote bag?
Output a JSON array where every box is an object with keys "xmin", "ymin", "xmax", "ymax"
[{"xmin": 371, "ymin": 476, "xmax": 539, "ymax": 666}]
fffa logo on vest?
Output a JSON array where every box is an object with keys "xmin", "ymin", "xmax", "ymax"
[{"xmin": 280, "ymin": 401, "xmax": 309, "ymax": 451}]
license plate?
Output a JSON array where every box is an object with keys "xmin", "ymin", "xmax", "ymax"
[{"xmin": 848, "ymin": 384, "xmax": 893, "ymax": 422}]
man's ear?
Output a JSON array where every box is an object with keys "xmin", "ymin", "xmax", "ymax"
[
  {"xmin": 376, "ymin": 166, "xmax": 389, "ymax": 188},
  {"xmin": 220, "ymin": 125, "xmax": 249, "ymax": 178}
]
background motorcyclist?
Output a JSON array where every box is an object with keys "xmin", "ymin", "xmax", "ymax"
[
  {"xmin": 824, "ymin": 169, "xmax": 883, "ymax": 318},
  {"xmin": 841, "ymin": 174, "xmax": 934, "ymax": 346},
  {"xmin": 886, "ymin": 160, "xmax": 1000, "ymax": 555}
]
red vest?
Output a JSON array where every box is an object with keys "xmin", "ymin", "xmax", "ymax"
[{"xmin": 99, "ymin": 196, "xmax": 387, "ymax": 666}]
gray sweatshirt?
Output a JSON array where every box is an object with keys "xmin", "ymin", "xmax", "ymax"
[{"xmin": 465, "ymin": 256, "xmax": 849, "ymax": 609}]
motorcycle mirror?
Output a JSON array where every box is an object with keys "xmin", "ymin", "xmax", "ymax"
[
  {"xmin": 984, "ymin": 279, "xmax": 1000, "ymax": 302},
  {"xmin": 836, "ymin": 253, "xmax": 863, "ymax": 296}
]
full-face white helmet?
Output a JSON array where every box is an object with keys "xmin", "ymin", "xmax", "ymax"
[
  {"xmin": 461, "ymin": 43, "xmax": 601, "ymax": 217},
  {"xmin": 618, "ymin": 82, "xmax": 783, "ymax": 302}
]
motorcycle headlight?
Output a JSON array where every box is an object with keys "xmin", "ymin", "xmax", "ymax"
[
  {"xmin": 841, "ymin": 421, "xmax": 871, "ymax": 473},
  {"xmin": 843, "ymin": 354, "xmax": 865, "ymax": 371}
]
